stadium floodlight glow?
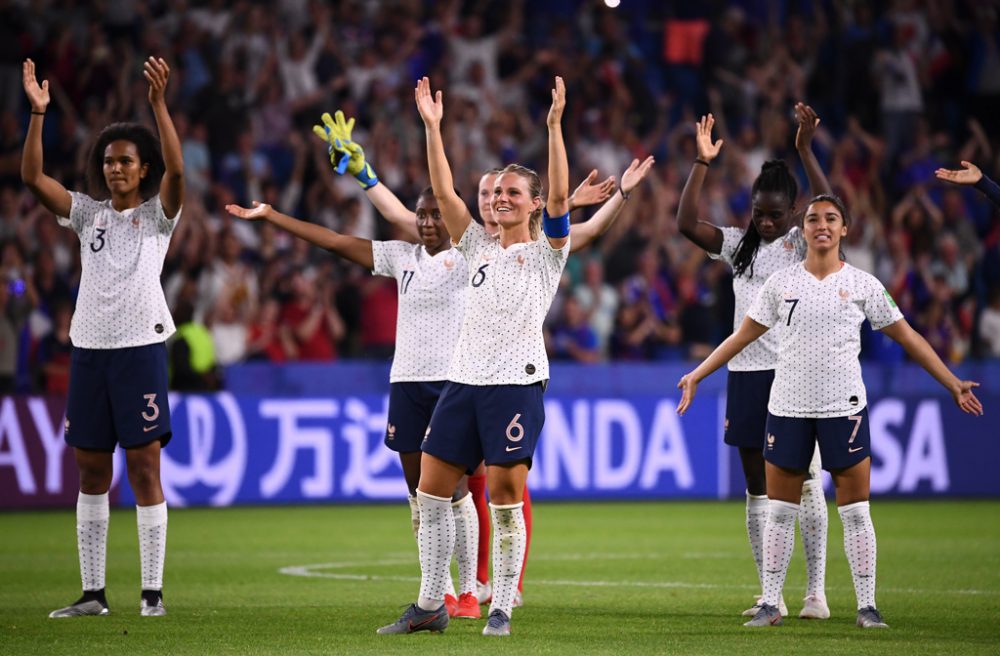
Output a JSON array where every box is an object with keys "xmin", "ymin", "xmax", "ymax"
[{"xmin": 605, "ymin": 0, "xmax": 621, "ymax": 7}]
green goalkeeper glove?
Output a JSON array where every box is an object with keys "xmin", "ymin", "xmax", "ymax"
[{"xmin": 312, "ymin": 110, "xmax": 379, "ymax": 189}]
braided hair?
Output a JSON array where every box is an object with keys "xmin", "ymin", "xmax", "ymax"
[{"xmin": 731, "ymin": 160, "xmax": 798, "ymax": 279}]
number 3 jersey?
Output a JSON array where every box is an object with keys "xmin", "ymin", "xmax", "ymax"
[
  {"xmin": 371, "ymin": 240, "xmax": 468, "ymax": 382},
  {"xmin": 747, "ymin": 262, "xmax": 903, "ymax": 418},
  {"xmin": 57, "ymin": 192, "xmax": 180, "ymax": 349},
  {"xmin": 448, "ymin": 221, "xmax": 569, "ymax": 386}
]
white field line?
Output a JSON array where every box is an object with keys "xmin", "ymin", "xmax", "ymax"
[{"xmin": 278, "ymin": 554, "xmax": 1000, "ymax": 596}]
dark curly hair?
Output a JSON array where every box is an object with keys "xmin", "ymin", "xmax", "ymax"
[
  {"xmin": 731, "ymin": 160, "xmax": 799, "ymax": 279},
  {"xmin": 85, "ymin": 122, "xmax": 164, "ymax": 200}
]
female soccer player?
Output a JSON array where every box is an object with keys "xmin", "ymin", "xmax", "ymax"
[
  {"xmin": 376, "ymin": 75, "xmax": 571, "ymax": 637},
  {"xmin": 935, "ymin": 160, "xmax": 1000, "ymax": 208},
  {"xmin": 676, "ymin": 194, "xmax": 983, "ymax": 629},
  {"xmin": 316, "ymin": 110, "xmax": 652, "ymax": 611},
  {"xmin": 675, "ymin": 108, "xmax": 832, "ymax": 619},
  {"xmin": 225, "ymin": 187, "xmax": 485, "ymax": 618},
  {"xmin": 21, "ymin": 57, "xmax": 183, "ymax": 618}
]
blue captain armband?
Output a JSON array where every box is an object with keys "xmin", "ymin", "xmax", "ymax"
[{"xmin": 542, "ymin": 209, "xmax": 570, "ymax": 238}]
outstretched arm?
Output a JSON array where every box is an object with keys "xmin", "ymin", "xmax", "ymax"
[
  {"xmin": 880, "ymin": 319, "xmax": 983, "ymax": 415},
  {"xmin": 794, "ymin": 102, "xmax": 832, "ymax": 197},
  {"xmin": 935, "ymin": 161, "xmax": 1000, "ymax": 210},
  {"xmin": 20, "ymin": 59, "xmax": 71, "ymax": 218},
  {"xmin": 545, "ymin": 76, "xmax": 569, "ymax": 250},
  {"xmin": 569, "ymin": 156, "xmax": 655, "ymax": 253},
  {"xmin": 365, "ymin": 184, "xmax": 419, "ymax": 241},
  {"xmin": 676, "ymin": 316, "xmax": 769, "ymax": 415},
  {"xmin": 676, "ymin": 114, "xmax": 724, "ymax": 254},
  {"xmin": 225, "ymin": 202, "xmax": 374, "ymax": 270},
  {"xmin": 145, "ymin": 57, "xmax": 184, "ymax": 218},
  {"xmin": 414, "ymin": 77, "xmax": 472, "ymax": 241}
]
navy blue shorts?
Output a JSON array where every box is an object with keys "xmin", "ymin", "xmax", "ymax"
[
  {"xmin": 764, "ymin": 407, "xmax": 871, "ymax": 472},
  {"xmin": 65, "ymin": 343, "xmax": 172, "ymax": 451},
  {"xmin": 384, "ymin": 381, "xmax": 447, "ymax": 453},
  {"xmin": 422, "ymin": 381, "xmax": 545, "ymax": 474},
  {"xmin": 724, "ymin": 370, "xmax": 775, "ymax": 448}
]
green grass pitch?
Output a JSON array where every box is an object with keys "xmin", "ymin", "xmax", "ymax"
[{"xmin": 1, "ymin": 501, "xmax": 998, "ymax": 655}]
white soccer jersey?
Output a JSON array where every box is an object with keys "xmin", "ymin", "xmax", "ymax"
[
  {"xmin": 747, "ymin": 262, "xmax": 904, "ymax": 418},
  {"xmin": 58, "ymin": 192, "xmax": 179, "ymax": 349},
  {"xmin": 448, "ymin": 222, "xmax": 569, "ymax": 385},
  {"xmin": 710, "ymin": 226, "xmax": 806, "ymax": 371},
  {"xmin": 371, "ymin": 240, "xmax": 468, "ymax": 382}
]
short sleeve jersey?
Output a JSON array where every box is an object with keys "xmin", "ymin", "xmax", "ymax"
[
  {"xmin": 710, "ymin": 226, "xmax": 806, "ymax": 371},
  {"xmin": 371, "ymin": 240, "xmax": 468, "ymax": 382},
  {"xmin": 747, "ymin": 262, "xmax": 904, "ymax": 418},
  {"xmin": 58, "ymin": 192, "xmax": 179, "ymax": 349},
  {"xmin": 448, "ymin": 222, "xmax": 569, "ymax": 385}
]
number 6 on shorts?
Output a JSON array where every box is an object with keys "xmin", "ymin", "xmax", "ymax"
[{"xmin": 506, "ymin": 414, "xmax": 524, "ymax": 442}]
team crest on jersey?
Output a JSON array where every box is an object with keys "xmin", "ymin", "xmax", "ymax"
[
  {"xmin": 132, "ymin": 217, "xmax": 140, "ymax": 227},
  {"xmin": 481, "ymin": 253, "xmax": 494, "ymax": 263},
  {"xmin": 95, "ymin": 215, "xmax": 108, "ymax": 229},
  {"xmin": 516, "ymin": 255, "xmax": 525, "ymax": 266},
  {"xmin": 443, "ymin": 259, "xmax": 454, "ymax": 270},
  {"xmin": 783, "ymin": 239, "xmax": 794, "ymax": 250},
  {"xmin": 766, "ymin": 433, "xmax": 775, "ymax": 450},
  {"xmin": 838, "ymin": 288, "xmax": 849, "ymax": 300}
]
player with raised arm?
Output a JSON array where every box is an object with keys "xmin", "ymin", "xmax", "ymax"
[
  {"xmin": 677, "ymin": 194, "xmax": 983, "ymax": 630},
  {"xmin": 316, "ymin": 110, "xmax": 652, "ymax": 610},
  {"xmin": 21, "ymin": 57, "xmax": 183, "ymax": 618},
  {"xmin": 376, "ymin": 75, "xmax": 572, "ymax": 637},
  {"xmin": 224, "ymin": 186, "xmax": 484, "ymax": 618},
  {"xmin": 935, "ymin": 160, "xmax": 1000, "ymax": 209},
  {"xmin": 675, "ymin": 106, "xmax": 832, "ymax": 620}
]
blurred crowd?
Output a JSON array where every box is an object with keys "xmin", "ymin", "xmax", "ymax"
[{"xmin": 2, "ymin": 0, "xmax": 1000, "ymax": 394}]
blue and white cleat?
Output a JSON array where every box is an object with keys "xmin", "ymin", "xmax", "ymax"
[
  {"xmin": 743, "ymin": 603, "xmax": 783, "ymax": 627},
  {"xmin": 482, "ymin": 609, "xmax": 511, "ymax": 636},
  {"xmin": 743, "ymin": 594, "xmax": 787, "ymax": 617},
  {"xmin": 376, "ymin": 603, "xmax": 448, "ymax": 635},
  {"xmin": 856, "ymin": 606, "xmax": 889, "ymax": 629}
]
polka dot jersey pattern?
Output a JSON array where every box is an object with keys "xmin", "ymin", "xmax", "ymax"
[
  {"xmin": 58, "ymin": 192, "xmax": 179, "ymax": 349},
  {"xmin": 747, "ymin": 262, "xmax": 904, "ymax": 418},
  {"xmin": 371, "ymin": 241, "xmax": 468, "ymax": 382},
  {"xmin": 447, "ymin": 222, "xmax": 569, "ymax": 386}
]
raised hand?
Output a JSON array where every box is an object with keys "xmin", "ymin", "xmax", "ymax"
[
  {"xmin": 547, "ymin": 76, "xmax": 566, "ymax": 127},
  {"xmin": 570, "ymin": 170, "xmax": 616, "ymax": 209},
  {"xmin": 695, "ymin": 114, "xmax": 723, "ymax": 162},
  {"xmin": 676, "ymin": 373, "xmax": 698, "ymax": 416},
  {"xmin": 952, "ymin": 380, "xmax": 984, "ymax": 416},
  {"xmin": 22, "ymin": 59, "xmax": 49, "ymax": 112},
  {"xmin": 935, "ymin": 161, "xmax": 983, "ymax": 186},
  {"xmin": 794, "ymin": 102, "xmax": 820, "ymax": 151},
  {"xmin": 621, "ymin": 156, "xmax": 655, "ymax": 194},
  {"xmin": 143, "ymin": 57, "xmax": 170, "ymax": 105},
  {"xmin": 225, "ymin": 201, "xmax": 272, "ymax": 221},
  {"xmin": 414, "ymin": 77, "xmax": 443, "ymax": 128}
]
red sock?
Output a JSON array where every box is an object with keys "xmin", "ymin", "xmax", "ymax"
[
  {"xmin": 518, "ymin": 485, "xmax": 532, "ymax": 592},
  {"xmin": 468, "ymin": 474, "xmax": 490, "ymax": 584}
]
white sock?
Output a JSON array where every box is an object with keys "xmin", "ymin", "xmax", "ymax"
[
  {"xmin": 452, "ymin": 493, "xmax": 479, "ymax": 596},
  {"xmin": 136, "ymin": 502, "xmax": 167, "ymax": 591},
  {"xmin": 77, "ymin": 492, "xmax": 109, "ymax": 592},
  {"xmin": 746, "ymin": 492, "xmax": 768, "ymax": 590},
  {"xmin": 407, "ymin": 495, "xmax": 420, "ymax": 541},
  {"xmin": 416, "ymin": 490, "xmax": 455, "ymax": 611},
  {"xmin": 798, "ymin": 478, "xmax": 828, "ymax": 598},
  {"xmin": 489, "ymin": 502, "xmax": 526, "ymax": 618},
  {"xmin": 839, "ymin": 500, "xmax": 877, "ymax": 610},
  {"xmin": 761, "ymin": 500, "xmax": 798, "ymax": 608}
]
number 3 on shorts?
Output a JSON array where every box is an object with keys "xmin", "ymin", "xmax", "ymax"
[
  {"xmin": 141, "ymin": 393, "xmax": 160, "ymax": 422},
  {"xmin": 506, "ymin": 413, "xmax": 524, "ymax": 442}
]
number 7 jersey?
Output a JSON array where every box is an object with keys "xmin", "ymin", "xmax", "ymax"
[{"xmin": 747, "ymin": 262, "xmax": 903, "ymax": 418}]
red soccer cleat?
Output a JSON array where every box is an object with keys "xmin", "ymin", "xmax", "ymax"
[
  {"xmin": 454, "ymin": 592, "xmax": 481, "ymax": 619},
  {"xmin": 444, "ymin": 594, "xmax": 459, "ymax": 618}
]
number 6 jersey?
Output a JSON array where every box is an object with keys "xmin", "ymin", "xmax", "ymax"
[
  {"xmin": 747, "ymin": 261, "xmax": 903, "ymax": 418},
  {"xmin": 57, "ymin": 192, "xmax": 179, "ymax": 349}
]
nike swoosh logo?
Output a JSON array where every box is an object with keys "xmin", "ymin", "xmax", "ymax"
[
  {"xmin": 143, "ymin": 425, "xmax": 159, "ymax": 433},
  {"xmin": 848, "ymin": 446, "xmax": 863, "ymax": 453},
  {"xmin": 505, "ymin": 446, "xmax": 522, "ymax": 452},
  {"xmin": 408, "ymin": 613, "xmax": 442, "ymax": 631}
]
